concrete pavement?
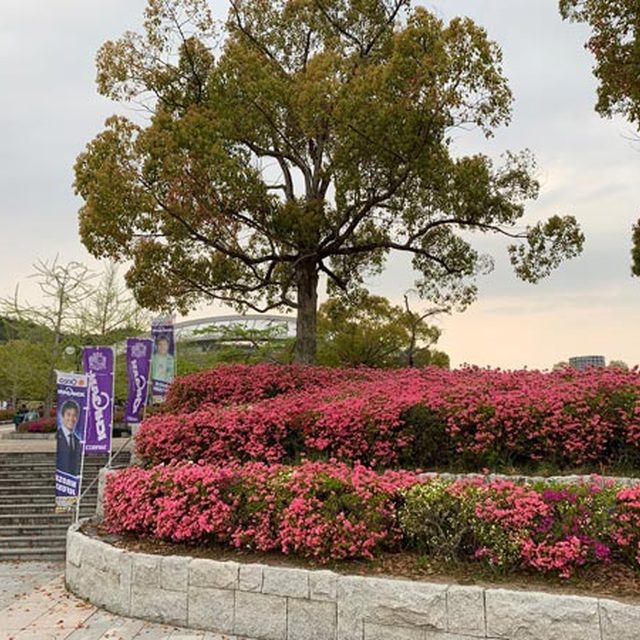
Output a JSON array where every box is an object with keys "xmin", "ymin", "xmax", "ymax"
[{"xmin": 0, "ymin": 562, "xmax": 244, "ymax": 640}]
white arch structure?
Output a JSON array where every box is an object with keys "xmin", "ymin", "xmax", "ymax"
[{"xmin": 174, "ymin": 314, "xmax": 297, "ymax": 345}]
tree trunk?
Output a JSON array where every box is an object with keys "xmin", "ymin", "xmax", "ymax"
[{"xmin": 294, "ymin": 261, "xmax": 318, "ymax": 365}]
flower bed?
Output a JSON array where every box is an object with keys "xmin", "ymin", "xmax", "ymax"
[
  {"xmin": 104, "ymin": 461, "xmax": 640, "ymax": 579},
  {"xmin": 104, "ymin": 460, "xmax": 416, "ymax": 561},
  {"xmin": 138, "ymin": 365, "xmax": 640, "ymax": 471},
  {"xmin": 164, "ymin": 363, "xmax": 379, "ymax": 413},
  {"xmin": 16, "ymin": 417, "xmax": 56, "ymax": 433}
]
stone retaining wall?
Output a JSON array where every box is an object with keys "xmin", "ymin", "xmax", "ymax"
[{"xmin": 66, "ymin": 525, "xmax": 640, "ymax": 640}]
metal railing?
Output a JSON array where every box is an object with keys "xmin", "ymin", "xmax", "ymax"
[{"xmin": 75, "ymin": 436, "xmax": 134, "ymax": 523}]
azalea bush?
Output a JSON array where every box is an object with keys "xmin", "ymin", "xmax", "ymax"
[
  {"xmin": 104, "ymin": 460, "xmax": 417, "ymax": 561},
  {"xmin": 16, "ymin": 417, "xmax": 56, "ymax": 433},
  {"xmin": 104, "ymin": 461, "xmax": 640, "ymax": 576},
  {"xmin": 164, "ymin": 363, "xmax": 378, "ymax": 414},
  {"xmin": 400, "ymin": 477, "xmax": 624, "ymax": 578},
  {"xmin": 138, "ymin": 365, "xmax": 640, "ymax": 471}
]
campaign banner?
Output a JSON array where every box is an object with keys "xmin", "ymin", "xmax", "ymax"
[
  {"xmin": 55, "ymin": 371, "xmax": 89, "ymax": 512},
  {"xmin": 82, "ymin": 346, "xmax": 115, "ymax": 456},
  {"xmin": 124, "ymin": 338, "xmax": 153, "ymax": 427},
  {"xmin": 150, "ymin": 318, "xmax": 176, "ymax": 402}
]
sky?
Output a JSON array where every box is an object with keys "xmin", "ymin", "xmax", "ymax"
[{"xmin": 0, "ymin": 1, "xmax": 638, "ymax": 369}]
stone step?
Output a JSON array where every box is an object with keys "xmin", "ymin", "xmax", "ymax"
[
  {"xmin": 0, "ymin": 450, "xmax": 123, "ymax": 560},
  {"xmin": 0, "ymin": 469, "xmax": 111, "ymax": 478},
  {"xmin": 0, "ymin": 450, "xmax": 130, "ymax": 457},
  {"xmin": 0, "ymin": 459, "xmax": 121, "ymax": 469},
  {"xmin": 0, "ymin": 493, "xmax": 98, "ymax": 513},
  {"xmin": 0, "ymin": 503, "xmax": 96, "ymax": 515},
  {"xmin": 0, "ymin": 494, "xmax": 98, "ymax": 504},
  {"xmin": 0, "ymin": 546, "xmax": 66, "ymax": 561},
  {"xmin": 0, "ymin": 534, "xmax": 67, "ymax": 548},
  {"xmin": 0, "ymin": 490, "xmax": 98, "ymax": 505},
  {"xmin": 0, "ymin": 478, "xmax": 59, "ymax": 485},
  {"xmin": 0, "ymin": 484, "xmax": 100, "ymax": 493},
  {"xmin": 0, "ymin": 523, "xmax": 71, "ymax": 536},
  {"xmin": 0, "ymin": 482, "xmax": 100, "ymax": 489},
  {"xmin": 0, "ymin": 513, "xmax": 77, "ymax": 525},
  {"xmin": 0, "ymin": 468, "xmax": 121, "ymax": 479},
  {"xmin": 0, "ymin": 452, "xmax": 119, "ymax": 459},
  {"xmin": 0, "ymin": 467, "xmax": 115, "ymax": 477},
  {"xmin": 0, "ymin": 451, "xmax": 131, "ymax": 468},
  {"xmin": 0, "ymin": 474, "xmax": 120, "ymax": 484}
]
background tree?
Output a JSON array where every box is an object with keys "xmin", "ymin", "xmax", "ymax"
[
  {"xmin": 0, "ymin": 258, "xmax": 95, "ymax": 412},
  {"xmin": 402, "ymin": 291, "xmax": 448, "ymax": 367},
  {"xmin": 76, "ymin": 0, "xmax": 584, "ymax": 364},
  {"xmin": 317, "ymin": 291, "xmax": 448, "ymax": 367},
  {"xmin": 0, "ymin": 340, "xmax": 50, "ymax": 407},
  {"xmin": 1, "ymin": 261, "xmax": 149, "ymax": 408},
  {"xmin": 560, "ymin": 0, "xmax": 640, "ymax": 275},
  {"xmin": 77, "ymin": 263, "xmax": 148, "ymax": 345}
]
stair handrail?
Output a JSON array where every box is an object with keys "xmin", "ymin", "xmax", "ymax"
[
  {"xmin": 75, "ymin": 436, "xmax": 133, "ymax": 522},
  {"xmin": 107, "ymin": 435, "xmax": 134, "ymax": 470}
]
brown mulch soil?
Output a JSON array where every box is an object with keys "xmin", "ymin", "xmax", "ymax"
[{"xmin": 83, "ymin": 522, "xmax": 640, "ymax": 603}]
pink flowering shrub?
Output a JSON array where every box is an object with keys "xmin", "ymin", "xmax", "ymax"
[
  {"xmin": 139, "ymin": 365, "xmax": 640, "ymax": 471},
  {"xmin": 610, "ymin": 485, "xmax": 640, "ymax": 565},
  {"xmin": 278, "ymin": 462, "xmax": 417, "ymax": 560},
  {"xmin": 401, "ymin": 478, "xmax": 620, "ymax": 578},
  {"xmin": 164, "ymin": 363, "xmax": 378, "ymax": 413},
  {"xmin": 16, "ymin": 417, "xmax": 56, "ymax": 433},
  {"xmin": 104, "ymin": 460, "xmax": 418, "ymax": 561},
  {"xmin": 106, "ymin": 461, "xmax": 640, "ymax": 576}
]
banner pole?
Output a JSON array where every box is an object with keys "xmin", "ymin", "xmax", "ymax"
[
  {"xmin": 108, "ymin": 345, "xmax": 115, "ymax": 468},
  {"xmin": 75, "ymin": 370, "xmax": 90, "ymax": 524}
]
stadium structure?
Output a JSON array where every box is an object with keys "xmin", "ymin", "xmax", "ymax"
[{"xmin": 175, "ymin": 314, "xmax": 296, "ymax": 350}]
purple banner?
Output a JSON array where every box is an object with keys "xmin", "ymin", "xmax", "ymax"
[
  {"xmin": 151, "ymin": 318, "xmax": 176, "ymax": 402},
  {"xmin": 82, "ymin": 346, "xmax": 115, "ymax": 456},
  {"xmin": 124, "ymin": 338, "xmax": 153, "ymax": 426},
  {"xmin": 55, "ymin": 371, "xmax": 89, "ymax": 512}
]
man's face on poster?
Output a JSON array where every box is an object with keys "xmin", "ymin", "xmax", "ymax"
[
  {"xmin": 157, "ymin": 337, "xmax": 169, "ymax": 356},
  {"xmin": 61, "ymin": 407, "xmax": 78, "ymax": 433}
]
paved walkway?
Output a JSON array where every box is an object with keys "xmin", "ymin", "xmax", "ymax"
[
  {"xmin": 0, "ymin": 563, "xmax": 241, "ymax": 640},
  {"xmin": 0, "ymin": 427, "xmax": 133, "ymax": 455}
]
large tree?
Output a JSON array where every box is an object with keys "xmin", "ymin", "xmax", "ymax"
[
  {"xmin": 75, "ymin": 0, "xmax": 583, "ymax": 363},
  {"xmin": 560, "ymin": 0, "xmax": 640, "ymax": 276}
]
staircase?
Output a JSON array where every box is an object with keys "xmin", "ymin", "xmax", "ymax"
[{"xmin": 0, "ymin": 450, "xmax": 130, "ymax": 561}]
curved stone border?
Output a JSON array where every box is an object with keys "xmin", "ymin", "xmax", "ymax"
[{"xmin": 66, "ymin": 524, "xmax": 640, "ymax": 640}]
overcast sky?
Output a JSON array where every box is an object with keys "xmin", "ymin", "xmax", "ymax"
[{"xmin": 1, "ymin": 1, "xmax": 638, "ymax": 369}]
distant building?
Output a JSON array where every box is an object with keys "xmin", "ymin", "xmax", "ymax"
[{"xmin": 568, "ymin": 355, "xmax": 606, "ymax": 370}]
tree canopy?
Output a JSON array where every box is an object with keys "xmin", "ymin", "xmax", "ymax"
[
  {"xmin": 560, "ymin": 0, "xmax": 640, "ymax": 277},
  {"xmin": 317, "ymin": 291, "xmax": 448, "ymax": 368},
  {"xmin": 75, "ymin": 0, "xmax": 584, "ymax": 363}
]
